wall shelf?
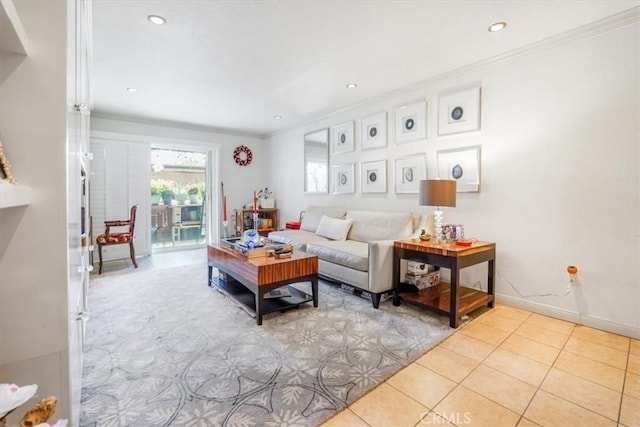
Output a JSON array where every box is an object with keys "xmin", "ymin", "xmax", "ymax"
[
  {"xmin": 0, "ymin": 181, "xmax": 30, "ymax": 208},
  {"xmin": 0, "ymin": 0, "xmax": 28, "ymax": 84}
]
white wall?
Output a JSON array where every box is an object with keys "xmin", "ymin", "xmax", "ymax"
[
  {"xmin": 0, "ymin": 0, "xmax": 71, "ymax": 420},
  {"xmin": 265, "ymin": 20, "xmax": 639, "ymax": 338},
  {"xmin": 91, "ymin": 116, "xmax": 265, "ymax": 238}
]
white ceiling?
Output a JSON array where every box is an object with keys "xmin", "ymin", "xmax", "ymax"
[{"xmin": 92, "ymin": 1, "xmax": 638, "ymax": 137}]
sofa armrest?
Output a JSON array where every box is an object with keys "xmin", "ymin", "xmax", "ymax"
[{"xmin": 367, "ymin": 240, "xmax": 396, "ymax": 294}]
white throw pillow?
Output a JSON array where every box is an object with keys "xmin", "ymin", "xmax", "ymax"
[
  {"xmin": 315, "ymin": 215, "xmax": 354, "ymax": 241},
  {"xmin": 300, "ymin": 206, "xmax": 347, "ymax": 232}
]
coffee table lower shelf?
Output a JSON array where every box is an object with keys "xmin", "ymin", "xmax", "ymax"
[
  {"xmin": 395, "ymin": 282, "xmax": 493, "ymax": 319},
  {"xmin": 212, "ymin": 277, "xmax": 314, "ymax": 320}
]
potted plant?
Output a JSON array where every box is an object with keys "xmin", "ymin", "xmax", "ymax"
[
  {"xmin": 185, "ymin": 182, "xmax": 200, "ymax": 203},
  {"xmin": 257, "ymin": 187, "xmax": 274, "ymax": 208},
  {"xmin": 198, "ymin": 182, "xmax": 206, "ymax": 203},
  {"xmin": 161, "ymin": 188, "xmax": 175, "ymax": 206},
  {"xmin": 175, "ymin": 190, "xmax": 187, "ymax": 204},
  {"xmin": 152, "ymin": 179, "xmax": 176, "ymax": 206},
  {"xmin": 150, "ymin": 180, "xmax": 162, "ymax": 205}
]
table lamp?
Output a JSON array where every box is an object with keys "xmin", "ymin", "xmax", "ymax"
[{"xmin": 418, "ymin": 179, "xmax": 456, "ymax": 243}]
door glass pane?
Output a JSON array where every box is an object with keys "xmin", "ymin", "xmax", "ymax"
[{"xmin": 151, "ymin": 148, "xmax": 206, "ymax": 249}]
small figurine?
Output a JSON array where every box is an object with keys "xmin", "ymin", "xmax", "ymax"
[{"xmin": 19, "ymin": 396, "xmax": 58, "ymax": 427}]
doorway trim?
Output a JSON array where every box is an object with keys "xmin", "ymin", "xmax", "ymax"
[{"xmin": 91, "ymin": 130, "xmax": 222, "ymax": 253}]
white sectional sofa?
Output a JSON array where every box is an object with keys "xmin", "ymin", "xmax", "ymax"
[{"xmin": 268, "ymin": 206, "xmax": 431, "ymax": 308}]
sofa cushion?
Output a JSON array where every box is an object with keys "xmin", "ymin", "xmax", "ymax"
[
  {"xmin": 306, "ymin": 240, "xmax": 369, "ymax": 272},
  {"xmin": 300, "ymin": 206, "xmax": 348, "ymax": 232},
  {"xmin": 315, "ymin": 215, "xmax": 354, "ymax": 241},
  {"xmin": 346, "ymin": 210, "xmax": 413, "ymax": 243},
  {"xmin": 268, "ymin": 229, "xmax": 330, "ymax": 251}
]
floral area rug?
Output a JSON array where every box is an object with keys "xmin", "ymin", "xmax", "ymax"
[{"xmin": 80, "ymin": 263, "xmax": 453, "ymax": 426}]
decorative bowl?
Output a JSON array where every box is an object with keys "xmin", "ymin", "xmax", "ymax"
[{"xmin": 419, "ymin": 234, "xmax": 431, "ymax": 241}]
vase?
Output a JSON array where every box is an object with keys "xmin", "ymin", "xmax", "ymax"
[
  {"xmin": 189, "ymin": 194, "xmax": 199, "ymax": 204},
  {"xmin": 151, "ymin": 194, "xmax": 161, "ymax": 205}
]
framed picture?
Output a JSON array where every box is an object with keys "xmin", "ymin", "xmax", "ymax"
[
  {"xmin": 437, "ymin": 146, "xmax": 481, "ymax": 192},
  {"xmin": 331, "ymin": 121, "xmax": 355, "ymax": 154},
  {"xmin": 394, "ymin": 100, "xmax": 427, "ymax": 144},
  {"xmin": 394, "ymin": 154, "xmax": 426, "ymax": 194},
  {"xmin": 360, "ymin": 160, "xmax": 386, "ymax": 193},
  {"xmin": 361, "ymin": 112, "xmax": 387, "ymax": 150},
  {"xmin": 332, "ymin": 163, "xmax": 355, "ymax": 194},
  {"xmin": 438, "ymin": 84, "xmax": 481, "ymax": 136}
]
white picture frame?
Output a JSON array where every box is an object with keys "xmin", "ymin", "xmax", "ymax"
[
  {"xmin": 437, "ymin": 145, "xmax": 481, "ymax": 192},
  {"xmin": 360, "ymin": 160, "xmax": 386, "ymax": 193},
  {"xmin": 438, "ymin": 84, "xmax": 481, "ymax": 136},
  {"xmin": 332, "ymin": 163, "xmax": 355, "ymax": 194},
  {"xmin": 394, "ymin": 154, "xmax": 427, "ymax": 194},
  {"xmin": 394, "ymin": 100, "xmax": 427, "ymax": 144},
  {"xmin": 331, "ymin": 121, "xmax": 355, "ymax": 154},
  {"xmin": 361, "ymin": 112, "xmax": 387, "ymax": 150}
]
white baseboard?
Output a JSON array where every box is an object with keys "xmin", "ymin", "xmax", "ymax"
[{"xmin": 495, "ymin": 293, "xmax": 640, "ymax": 340}]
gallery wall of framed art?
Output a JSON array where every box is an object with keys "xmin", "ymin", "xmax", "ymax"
[{"xmin": 324, "ymin": 82, "xmax": 482, "ymax": 196}]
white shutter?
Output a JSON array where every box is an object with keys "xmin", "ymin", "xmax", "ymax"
[{"xmin": 90, "ymin": 138, "xmax": 150, "ymax": 263}]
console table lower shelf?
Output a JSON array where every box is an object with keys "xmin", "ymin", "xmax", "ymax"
[
  {"xmin": 395, "ymin": 283, "xmax": 493, "ymax": 320},
  {"xmin": 212, "ymin": 275, "xmax": 316, "ymax": 323}
]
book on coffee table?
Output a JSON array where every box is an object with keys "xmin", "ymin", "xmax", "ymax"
[{"xmin": 264, "ymin": 288, "xmax": 292, "ymax": 299}]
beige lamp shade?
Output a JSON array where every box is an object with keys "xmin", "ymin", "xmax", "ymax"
[{"xmin": 418, "ymin": 180, "xmax": 457, "ymax": 207}]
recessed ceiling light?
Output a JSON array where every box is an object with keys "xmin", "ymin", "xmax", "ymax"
[
  {"xmin": 148, "ymin": 15, "xmax": 166, "ymax": 25},
  {"xmin": 346, "ymin": 83, "xmax": 358, "ymax": 89},
  {"xmin": 488, "ymin": 21, "xmax": 507, "ymax": 32},
  {"xmin": 126, "ymin": 87, "xmax": 137, "ymax": 92},
  {"xmin": 273, "ymin": 115, "xmax": 282, "ymax": 120}
]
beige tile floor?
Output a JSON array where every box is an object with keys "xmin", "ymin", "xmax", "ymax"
[{"xmin": 321, "ymin": 304, "xmax": 640, "ymax": 427}]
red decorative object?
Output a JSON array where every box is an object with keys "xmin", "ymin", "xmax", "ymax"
[
  {"xmin": 286, "ymin": 221, "xmax": 301, "ymax": 230},
  {"xmin": 233, "ymin": 145, "xmax": 253, "ymax": 166},
  {"xmin": 253, "ymin": 190, "xmax": 257, "ymax": 213}
]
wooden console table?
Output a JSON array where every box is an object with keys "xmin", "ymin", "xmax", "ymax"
[{"xmin": 392, "ymin": 239, "xmax": 495, "ymax": 328}]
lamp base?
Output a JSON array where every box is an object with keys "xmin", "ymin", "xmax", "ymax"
[{"xmin": 434, "ymin": 209, "xmax": 444, "ymax": 243}]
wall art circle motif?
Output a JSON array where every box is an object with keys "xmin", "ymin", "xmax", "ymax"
[
  {"xmin": 451, "ymin": 106, "xmax": 464, "ymax": 121},
  {"xmin": 404, "ymin": 168, "xmax": 413, "ymax": 182},
  {"xmin": 404, "ymin": 118, "xmax": 415, "ymax": 131},
  {"xmin": 369, "ymin": 126, "xmax": 378, "ymax": 138},
  {"xmin": 452, "ymin": 164, "xmax": 464, "ymax": 179},
  {"xmin": 233, "ymin": 145, "xmax": 253, "ymax": 166}
]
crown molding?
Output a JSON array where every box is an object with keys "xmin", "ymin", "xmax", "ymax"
[
  {"xmin": 266, "ymin": 6, "xmax": 640, "ymax": 140},
  {"xmin": 92, "ymin": 111, "xmax": 264, "ymax": 140}
]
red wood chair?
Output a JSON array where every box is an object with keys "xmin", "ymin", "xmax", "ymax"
[{"xmin": 96, "ymin": 205, "xmax": 138, "ymax": 274}]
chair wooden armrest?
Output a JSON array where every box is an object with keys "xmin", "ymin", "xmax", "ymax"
[{"xmin": 104, "ymin": 219, "xmax": 132, "ymax": 226}]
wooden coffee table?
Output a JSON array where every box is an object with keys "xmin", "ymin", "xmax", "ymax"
[{"xmin": 207, "ymin": 243, "xmax": 318, "ymax": 325}]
